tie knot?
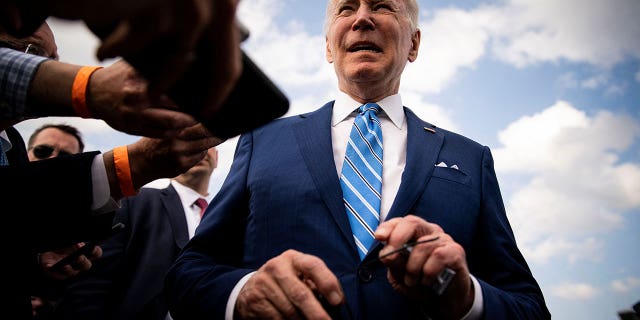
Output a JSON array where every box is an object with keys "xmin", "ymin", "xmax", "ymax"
[
  {"xmin": 194, "ymin": 198, "xmax": 208, "ymax": 210},
  {"xmin": 194, "ymin": 198, "xmax": 208, "ymax": 218},
  {"xmin": 358, "ymin": 103, "xmax": 381, "ymax": 116}
]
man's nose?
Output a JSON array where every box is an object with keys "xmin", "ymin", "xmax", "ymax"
[{"xmin": 352, "ymin": 6, "xmax": 375, "ymax": 31}]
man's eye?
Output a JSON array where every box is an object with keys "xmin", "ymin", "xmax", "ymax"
[
  {"xmin": 373, "ymin": 4, "xmax": 392, "ymax": 12},
  {"xmin": 338, "ymin": 5, "xmax": 355, "ymax": 14}
]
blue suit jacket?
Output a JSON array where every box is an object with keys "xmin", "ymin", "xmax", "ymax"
[
  {"xmin": 57, "ymin": 185, "xmax": 190, "ymax": 320},
  {"xmin": 166, "ymin": 102, "xmax": 550, "ymax": 319}
]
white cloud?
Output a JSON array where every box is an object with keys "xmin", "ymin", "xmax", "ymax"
[
  {"xmin": 403, "ymin": 0, "xmax": 640, "ymax": 94},
  {"xmin": 486, "ymin": 0, "xmax": 640, "ymax": 68},
  {"xmin": 401, "ymin": 90, "xmax": 458, "ymax": 132},
  {"xmin": 611, "ymin": 277, "xmax": 640, "ymax": 293},
  {"xmin": 581, "ymin": 74, "xmax": 608, "ymax": 89},
  {"xmin": 493, "ymin": 101, "xmax": 640, "ymax": 262},
  {"xmin": 47, "ymin": 18, "xmax": 118, "ymax": 67},
  {"xmin": 239, "ymin": 0, "xmax": 334, "ymax": 95},
  {"xmin": 558, "ymin": 72, "xmax": 578, "ymax": 89},
  {"xmin": 552, "ymin": 282, "xmax": 599, "ymax": 300},
  {"xmin": 521, "ymin": 237, "xmax": 604, "ymax": 265},
  {"xmin": 402, "ymin": 8, "xmax": 490, "ymax": 94}
]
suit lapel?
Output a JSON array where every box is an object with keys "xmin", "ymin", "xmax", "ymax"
[
  {"xmin": 386, "ymin": 107, "xmax": 444, "ymax": 221},
  {"xmin": 5, "ymin": 126, "xmax": 28, "ymax": 165},
  {"xmin": 161, "ymin": 185, "xmax": 190, "ymax": 249},
  {"xmin": 293, "ymin": 102, "xmax": 356, "ymax": 248}
]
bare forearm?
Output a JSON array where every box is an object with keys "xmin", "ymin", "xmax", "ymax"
[{"xmin": 28, "ymin": 59, "xmax": 80, "ymax": 117}]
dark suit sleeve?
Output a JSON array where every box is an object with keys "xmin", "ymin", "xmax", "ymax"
[
  {"xmin": 55, "ymin": 197, "xmax": 133, "ymax": 320},
  {"xmin": 0, "ymin": 151, "xmax": 115, "ymax": 252},
  {"xmin": 165, "ymin": 132, "xmax": 256, "ymax": 319},
  {"xmin": 470, "ymin": 147, "xmax": 550, "ymax": 319}
]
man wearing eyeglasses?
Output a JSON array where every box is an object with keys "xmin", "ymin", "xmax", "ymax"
[
  {"xmin": 26, "ymin": 123, "xmax": 87, "ymax": 319},
  {"xmin": 0, "ymin": 20, "xmax": 59, "ymax": 60},
  {"xmin": 27, "ymin": 124, "xmax": 84, "ymax": 161}
]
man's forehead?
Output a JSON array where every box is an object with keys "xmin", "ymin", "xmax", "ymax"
[{"xmin": 332, "ymin": 0, "xmax": 402, "ymax": 7}]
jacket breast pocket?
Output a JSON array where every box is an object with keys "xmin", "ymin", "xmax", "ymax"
[{"xmin": 431, "ymin": 166, "xmax": 471, "ymax": 187}]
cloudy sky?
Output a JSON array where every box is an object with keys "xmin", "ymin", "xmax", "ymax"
[{"xmin": 14, "ymin": 0, "xmax": 640, "ymax": 318}]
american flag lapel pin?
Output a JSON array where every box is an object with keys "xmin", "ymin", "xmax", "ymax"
[{"xmin": 424, "ymin": 127, "xmax": 436, "ymax": 134}]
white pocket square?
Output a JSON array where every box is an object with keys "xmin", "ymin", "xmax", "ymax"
[{"xmin": 435, "ymin": 162, "xmax": 459, "ymax": 170}]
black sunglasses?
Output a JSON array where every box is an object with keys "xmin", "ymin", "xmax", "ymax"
[{"xmin": 31, "ymin": 145, "xmax": 72, "ymax": 159}]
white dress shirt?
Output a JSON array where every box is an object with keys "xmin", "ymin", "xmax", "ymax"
[
  {"xmin": 332, "ymin": 92, "xmax": 406, "ymax": 221},
  {"xmin": 170, "ymin": 180, "xmax": 210, "ymax": 239}
]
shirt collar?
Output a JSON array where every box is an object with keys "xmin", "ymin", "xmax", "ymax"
[
  {"xmin": 170, "ymin": 180, "xmax": 210, "ymax": 206},
  {"xmin": 331, "ymin": 91, "xmax": 405, "ymax": 129}
]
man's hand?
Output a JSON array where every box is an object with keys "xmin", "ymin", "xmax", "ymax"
[
  {"xmin": 375, "ymin": 215, "xmax": 474, "ymax": 319},
  {"xmin": 236, "ymin": 250, "xmax": 344, "ymax": 320},
  {"xmin": 126, "ymin": 123, "xmax": 222, "ymax": 189},
  {"xmin": 94, "ymin": 0, "xmax": 243, "ymax": 119},
  {"xmin": 88, "ymin": 59, "xmax": 198, "ymax": 138},
  {"xmin": 38, "ymin": 242, "xmax": 102, "ymax": 281}
]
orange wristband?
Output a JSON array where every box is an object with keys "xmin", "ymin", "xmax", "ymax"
[
  {"xmin": 113, "ymin": 145, "xmax": 136, "ymax": 197},
  {"xmin": 71, "ymin": 65, "xmax": 103, "ymax": 118}
]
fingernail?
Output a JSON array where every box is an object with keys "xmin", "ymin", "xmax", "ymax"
[
  {"xmin": 380, "ymin": 245, "xmax": 396, "ymax": 257},
  {"xmin": 328, "ymin": 291, "xmax": 343, "ymax": 304}
]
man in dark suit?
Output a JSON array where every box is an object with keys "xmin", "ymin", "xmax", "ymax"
[
  {"xmin": 56, "ymin": 147, "xmax": 217, "ymax": 320},
  {"xmin": 165, "ymin": 0, "xmax": 550, "ymax": 319}
]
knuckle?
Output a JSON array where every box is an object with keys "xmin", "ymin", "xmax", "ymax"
[{"xmin": 288, "ymin": 287, "xmax": 312, "ymax": 305}]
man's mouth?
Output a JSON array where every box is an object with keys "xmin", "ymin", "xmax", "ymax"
[{"xmin": 348, "ymin": 42, "xmax": 382, "ymax": 53}]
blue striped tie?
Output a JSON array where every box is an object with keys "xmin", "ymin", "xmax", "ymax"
[{"xmin": 340, "ymin": 103, "xmax": 383, "ymax": 260}]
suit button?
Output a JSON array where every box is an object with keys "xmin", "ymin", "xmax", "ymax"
[{"xmin": 358, "ymin": 268, "xmax": 373, "ymax": 282}]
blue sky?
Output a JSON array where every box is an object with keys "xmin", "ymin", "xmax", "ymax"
[{"xmin": 15, "ymin": 0, "xmax": 640, "ymax": 318}]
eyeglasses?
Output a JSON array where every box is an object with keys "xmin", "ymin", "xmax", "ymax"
[
  {"xmin": 0, "ymin": 39, "xmax": 54, "ymax": 59},
  {"xmin": 30, "ymin": 145, "xmax": 73, "ymax": 159}
]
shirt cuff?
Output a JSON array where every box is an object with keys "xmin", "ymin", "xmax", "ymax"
[
  {"xmin": 460, "ymin": 275, "xmax": 484, "ymax": 320},
  {"xmin": 225, "ymin": 271, "xmax": 256, "ymax": 320},
  {"xmin": 91, "ymin": 154, "xmax": 119, "ymax": 214}
]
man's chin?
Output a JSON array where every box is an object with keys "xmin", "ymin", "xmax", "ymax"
[{"xmin": 349, "ymin": 67, "xmax": 385, "ymax": 82}]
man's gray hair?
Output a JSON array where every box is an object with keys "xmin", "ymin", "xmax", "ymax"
[{"xmin": 324, "ymin": 0, "xmax": 419, "ymax": 35}]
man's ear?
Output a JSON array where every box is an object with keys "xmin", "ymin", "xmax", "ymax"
[
  {"xmin": 408, "ymin": 29, "xmax": 421, "ymax": 62},
  {"xmin": 326, "ymin": 36, "xmax": 334, "ymax": 63}
]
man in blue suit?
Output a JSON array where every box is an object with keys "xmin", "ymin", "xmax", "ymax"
[{"xmin": 166, "ymin": 0, "xmax": 550, "ymax": 319}]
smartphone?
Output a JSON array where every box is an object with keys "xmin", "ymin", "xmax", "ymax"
[
  {"xmin": 198, "ymin": 50, "xmax": 289, "ymax": 139},
  {"xmin": 50, "ymin": 222, "xmax": 125, "ymax": 271}
]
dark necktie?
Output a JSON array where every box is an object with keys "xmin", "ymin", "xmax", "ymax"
[
  {"xmin": 340, "ymin": 103, "xmax": 384, "ymax": 260},
  {"xmin": 194, "ymin": 198, "xmax": 208, "ymax": 218}
]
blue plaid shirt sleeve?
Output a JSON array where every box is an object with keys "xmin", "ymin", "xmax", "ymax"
[{"xmin": 0, "ymin": 47, "xmax": 49, "ymax": 120}]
